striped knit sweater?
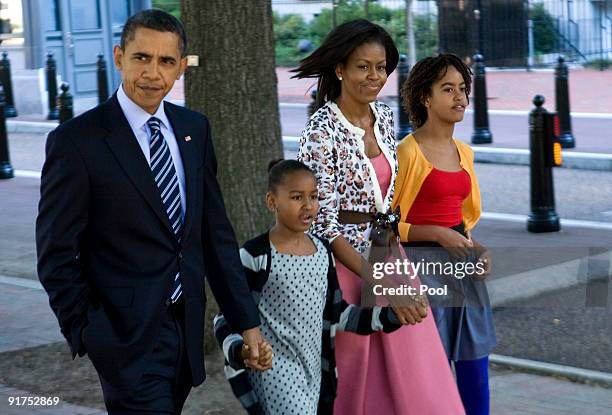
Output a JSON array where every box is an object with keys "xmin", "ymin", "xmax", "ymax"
[{"xmin": 213, "ymin": 231, "xmax": 401, "ymax": 414}]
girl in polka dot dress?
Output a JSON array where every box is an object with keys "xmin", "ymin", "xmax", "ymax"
[{"xmin": 214, "ymin": 160, "xmax": 404, "ymax": 415}]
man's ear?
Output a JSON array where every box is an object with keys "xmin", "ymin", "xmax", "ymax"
[
  {"xmin": 177, "ymin": 56, "xmax": 188, "ymax": 80},
  {"xmin": 113, "ymin": 45, "xmax": 124, "ymax": 71}
]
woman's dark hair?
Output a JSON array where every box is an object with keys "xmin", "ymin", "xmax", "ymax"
[
  {"xmin": 291, "ymin": 19, "xmax": 399, "ymax": 108},
  {"xmin": 120, "ymin": 9, "xmax": 187, "ymax": 57},
  {"xmin": 268, "ymin": 159, "xmax": 316, "ymax": 192},
  {"xmin": 400, "ymin": 53, "xmax": 472, "ymax": 129}
]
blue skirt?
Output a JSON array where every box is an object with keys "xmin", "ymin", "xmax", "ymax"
[{"xmin": 402, "ymin": 224, "xmax": 497, "ymax": 361}]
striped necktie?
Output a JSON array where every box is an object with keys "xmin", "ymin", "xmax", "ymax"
[{"xmin": 147, "ymin": 117, "xmax": 183, "ymax": 303}]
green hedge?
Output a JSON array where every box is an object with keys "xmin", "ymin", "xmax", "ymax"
[
  {"xmin": 529, "ymin": 3, "xmax": 558, "ymax": 54},
  {"xmin": 274, "ymin": 0, "xmax": 438, "ymax": 67},
  {"xmin": 152, "ymin": 0, "xmax": 180, "ymax": 19},
  {"xmin": 152, "ymin": 0, "xmax": 438, "ymax": 67}
]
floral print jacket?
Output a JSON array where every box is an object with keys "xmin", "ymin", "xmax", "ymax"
[{"xmin": 298, "ymin": 100, "xmax": 398, "ymax": 254}]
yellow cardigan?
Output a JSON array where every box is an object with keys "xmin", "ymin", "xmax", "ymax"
[{"xmin": 391, "ymin": 134, "xmax": 482, "ymax": 242}]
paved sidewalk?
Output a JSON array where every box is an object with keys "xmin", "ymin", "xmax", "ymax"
[
  {"xmin": 274, "ymin": 66, "xmax": 612, "ymax": 113},
  {"xmin": 1, "ymin": 174, "xmax": 612, "ymax": 413},
  {"xmin": 1, "ymin": 278, "xmax": 611, "ymax": 414}
]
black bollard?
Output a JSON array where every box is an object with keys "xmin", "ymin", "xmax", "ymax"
[
  {"xmin": 307, "ymin": 89, "xmax": 318, "ymax": 117},
  {"xmin": 396, "ymin": 54, "xmax": 412, "ymax": 140},
  {"xmin": 46, "ymin": 52, "xmax": 59, "ymax": 120},
  {"xmin": 58, "ymin": 82, "xmax": 73, "ymax": 124},
  {"xmin": 471, "ymin": 53, "xmax": 492, "ymax": 144},
  {"xmin": 527, "ymin": 95, "xmax": 560, "ymax": 233},
  {"xmin": 555, "ymin": 55, "xmax": 575, "ymax": 148},
  {"xmin": 0, "ymin": 85, "xmax": 14, "ymax": 179},
  {"xmin": 97, "ymin": 52, "xmax": 109, "ymax": 104},
  {"xmin": 0, "ymin": 52, "xmax": 17, "ymax": 117}
]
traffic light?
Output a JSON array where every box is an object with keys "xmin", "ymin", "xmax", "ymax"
[{"xmin": 544, "ymin": 112, "xmax": 562, "ymax": 167}]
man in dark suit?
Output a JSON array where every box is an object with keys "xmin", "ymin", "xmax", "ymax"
[{"xmin": 36, "ymin": 9, "xmax": 269, "ymax": 413}]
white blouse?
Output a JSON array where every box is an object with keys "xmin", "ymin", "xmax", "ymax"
[{"xmin": 298, "ymin": 100, "xmax": 398, "ymax": 254}]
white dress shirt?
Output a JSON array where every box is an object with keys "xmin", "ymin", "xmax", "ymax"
[{"xmin": 117, "ymin": 84, "xmax": 186, "ymax": 219}]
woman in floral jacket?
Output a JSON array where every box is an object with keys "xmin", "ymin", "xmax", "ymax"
[{"xmin": 293, "ymin": 19, "xmax": 465, "ymax": 415}]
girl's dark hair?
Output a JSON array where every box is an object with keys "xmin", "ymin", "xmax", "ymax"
[
  {"xmin": 267, "ymin": 159, "xmax": 316, "ymax": 192},
  {"xmin": 400, "ymin": 53, "xmax": 473, "ymax": 129},
  {"xmin": 291, "ymin": 19, "xmax": 399, "ymax": 108}
]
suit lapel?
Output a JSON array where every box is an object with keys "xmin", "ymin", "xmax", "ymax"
[
  {"xmin": 102, "ymin": 96, "xmax": 176, "ymax": 240},
  {"xmin": 165, "ymin": 104, "xmax": 198, "ymax": 242}
]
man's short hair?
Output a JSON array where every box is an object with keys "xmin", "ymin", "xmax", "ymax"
[{"xmin": 120, "ymin": 9, "xmax": 187, "ymax": 57}]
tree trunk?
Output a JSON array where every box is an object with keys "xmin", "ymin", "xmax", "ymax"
[{"xmin": 181, "ymin": 0, "xmax": 282, "ymax": 351}]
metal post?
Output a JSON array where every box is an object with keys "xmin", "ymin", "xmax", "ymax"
[
  {"xmin": 471, "ymin": 53, "xmax": 492, "ymax": 144},
  {"xmin": 0, "ymin": 52, "xmax": 17, "ymax": 117},
  {"xmin": 396, "ymin": 54, "xmax": 412, "ymax": 140},
  {"xmin": 600, "ymin": 8, "xmax": 605, "ymax": 71},
  {"xmin": 555, "ymin": 55, "xmax": 575, "ymax": 148},
  {"xmin": 97, "ymin": 53, "xmax": 109, "ymax": 104},
  {"xmin": 0, "ymin": 85, "xmax": 14, "ymax": 179},
  {"xmin": 527, "ymin": 95, "xmax": 560, "ymax": 233},
  {"xmin": 475, "ymin": 0, "xmax": 484, "ymax": 55},
  {"xmin": 45, "ymin": 52, "xmax": 59, "ymax": 120},
  {"xmin": 332, "ymin": 0, "xmax": 337, "ymax": 28},
  {"xmin": 527, "ymin": 19, "xmax": 534, "ymax": 71},
  {"xmin": 58, "ymin": 82, "xmax": 73, "ymax": 124}
]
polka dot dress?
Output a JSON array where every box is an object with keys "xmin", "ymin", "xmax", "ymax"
[{"xmin": 247, "ymin": 235, "xmax": 328, "ymax": 415}]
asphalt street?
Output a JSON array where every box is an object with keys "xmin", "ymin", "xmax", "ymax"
[
  {"xmin": 280, "ymin": 104, "xmax": 612, "ymax": 154},
  {"xmin": 493, "ymin": 282, "xmax": 612, "ymax": 373},
  {"xmin": 3, "ymin": 121, "xmax": 612, "ymax": 375}
]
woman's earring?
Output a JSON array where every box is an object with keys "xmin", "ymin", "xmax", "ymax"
[{"xmin": 338, "ymin": 76, "xmax": 343, "ymax": 81}]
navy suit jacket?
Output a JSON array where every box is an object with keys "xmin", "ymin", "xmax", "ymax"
[{"xmin": 36, "ymin": 94, "xmax": 260, "ymax": 389}]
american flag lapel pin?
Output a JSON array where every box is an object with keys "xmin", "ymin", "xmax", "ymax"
[{"xmin": 184, "ymin": 135, "xmax": 192, "ymax": 142}]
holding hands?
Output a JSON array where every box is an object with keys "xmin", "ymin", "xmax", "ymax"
[
  {"xmin": 241, "ymin": 327, "xmax": 274, "ymax": 371},
  {"xmin": 389, "ymin": 301, "xmax": 429, "ymax": 326}
]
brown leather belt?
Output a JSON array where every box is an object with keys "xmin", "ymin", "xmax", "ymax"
[
  {"xmin": 339, "ymin": 208, "xmax": 402, "ymax": 306},
  {"xmin": 338, "ymin": 208, "xmax": 402, "ymax": 263},
  {"xmin": 338, "ymin": 210, "xmax": 375, "ymax": 225}
]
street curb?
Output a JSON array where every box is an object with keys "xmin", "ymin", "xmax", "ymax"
[
  {"xmin": 7, "ymin": 120, "xmax": 56, "ymax": 134},
  {"xmin": 473, "ymin": 147, "xmax": 612, "ymax": 171},
  {"xmin": 282, "ymin": 136, "xmax": 612, "ymax": 171},
  {"xmin": 279, "ymin": 102, "xmax": 612, "ymax": 119},
  {"xmin": 481, "ymin": 212, "xmax": 612, "ymax": 231},
  {"xmin": 0, "ymin": 275, "xmax": 43, "ymax": 290},
  {"xmin": 488, "ymin": 257, "xmax": 582, "ymax": 307},
  {"xmin": 490, "ymin": 354, "xmax": 612, "ymax": 387},
  {"xmin": 487, "ymin": 248, "xmax": 610, "ymax": 307}
]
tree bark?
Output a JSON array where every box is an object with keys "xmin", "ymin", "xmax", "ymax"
[{"xmin": 181, "ymin": 0, "xmax": 282, "ymax": 351}]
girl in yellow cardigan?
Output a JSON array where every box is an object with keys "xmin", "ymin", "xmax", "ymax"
[{"xmin": 392, "ymin": 54, "xmax": 496, "ymax": 415}]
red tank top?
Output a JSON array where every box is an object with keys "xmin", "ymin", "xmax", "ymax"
[{"xmin": 405, "ymin": 168, "xmax": 471, "ymax": 228}]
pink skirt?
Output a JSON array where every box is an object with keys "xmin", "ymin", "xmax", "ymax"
[{"xmin": 333, "ymin": 260, "xmax": 465, "ymax": 415}]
